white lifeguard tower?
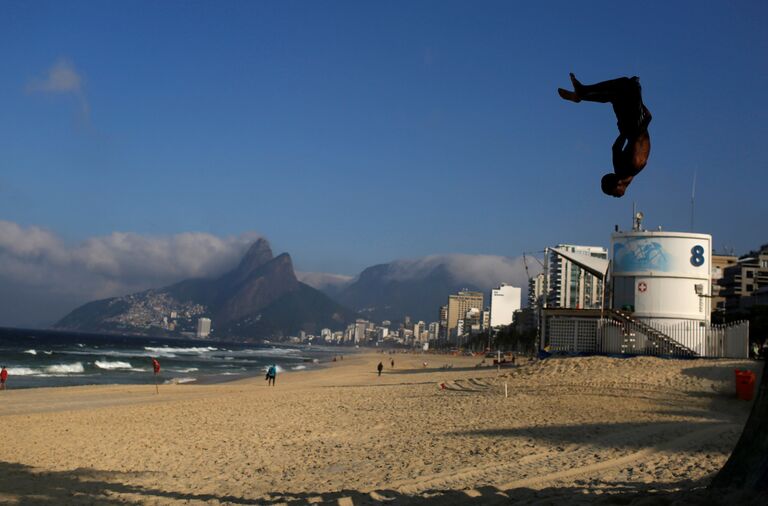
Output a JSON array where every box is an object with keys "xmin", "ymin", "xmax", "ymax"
[{"xmin": 539, "ymin": 213, "xmax": 748, "ymax": 358}]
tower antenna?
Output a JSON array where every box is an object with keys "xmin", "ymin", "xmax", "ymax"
[{"xmin": 690, "ymin": 171, "xmax": 697, "ymax": 232}]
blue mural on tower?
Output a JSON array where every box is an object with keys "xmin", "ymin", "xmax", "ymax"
[{"xmin": 613, "ymin": 238, "xmax": 670, "ymax": 272}]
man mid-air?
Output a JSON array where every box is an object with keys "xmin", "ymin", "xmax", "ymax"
[{"xmin": 558, "ymin": 73, "xmax": 652, "ymax": 197}]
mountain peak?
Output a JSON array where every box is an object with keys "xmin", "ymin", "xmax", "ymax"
[{"xmin": 235, "ymin": 238, "xmax": 274, "ymax": 275}]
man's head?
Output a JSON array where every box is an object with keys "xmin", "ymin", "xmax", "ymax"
[{"xmin": 601, "ymin": 173, "xmax": 626, "ymax": 198}]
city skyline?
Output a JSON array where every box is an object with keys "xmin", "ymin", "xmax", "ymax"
[{"xmin": 1, "ymin": 2, "xmax": 767, "ymax": 326}]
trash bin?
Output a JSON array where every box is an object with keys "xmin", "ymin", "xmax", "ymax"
[{"xmin": 735, "ymin": 369, "xmax": 756, "ymax": 401}]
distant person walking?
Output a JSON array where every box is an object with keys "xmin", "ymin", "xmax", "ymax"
[
  {"xmin": 0, "ymin": 366, "xmax": 7, "ymax": 390},
  {"xmin": 151, "ymin": 357, "xmax": 161, "ymax": 394},
  {"xmin": 266, "ymin": 364, "xmax": 277, "ymax": 386},
  {"xmin": 377, "ymin": 362, "xmax": 383, "ymax": 376},
  {"xmin": 390, "ymin": 359, "xmax": 395, "ymax": 368}
]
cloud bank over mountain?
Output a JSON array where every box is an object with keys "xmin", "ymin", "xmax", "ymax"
[
  {"xmin": 0, "ymin": 220, "xmax": 260, "ymax": 326},
  {"xmin": 381, "ymin": 254, "xmax": 535, "ymax": 291}
]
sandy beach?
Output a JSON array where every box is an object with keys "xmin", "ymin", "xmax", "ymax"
[{"xmin": 0, "ymin": 351, "xmax": 764, "ymax": 505}]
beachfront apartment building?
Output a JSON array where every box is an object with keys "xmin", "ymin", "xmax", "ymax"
[
  {"xmin": 196, "ymin": 317, "xmax": 211, "ymax": 338},
  {"xmin": 712, "ymin": 254, "xmax": 738, "ymax": 314},
  {"xmin": 490, "ymin": 284, "xmax": 522, "ymax": 328},
  {"xmin": 546, "ymin": 244, "xmax": 607, "ymax": 309},
  {"xmin": 446, "ymin": 290, "xmax": 484, "ymax": 339},
  {"xmin": 720, "ymin": 244, "xmax": 768, "ymax": 313}
]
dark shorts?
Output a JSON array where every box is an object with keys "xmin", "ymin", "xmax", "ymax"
[{"xmin": 613, "ymin": 77, "xmax": 650, "ymax": 137}]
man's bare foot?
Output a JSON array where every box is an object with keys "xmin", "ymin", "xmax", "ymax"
[
  {"xmin": 558, "ymin": 88, "xmax": 580, "ymax": 102},
  {"xmin": 569, "ymin": 72, "xmax": 583, "ymax": 93}
]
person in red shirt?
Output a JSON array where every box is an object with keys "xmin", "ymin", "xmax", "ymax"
[
  {"xmin": 151, "ymin": 358, "xmax": 160, "ymax": 394},
  {"xmin": 1, "ymin": 366, "xmax": 8, "ymax": 390}
]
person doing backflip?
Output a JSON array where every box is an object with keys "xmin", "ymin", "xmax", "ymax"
[{"xmin": 558, "ymin": 73, "xmax": 652, "ymax": 197}]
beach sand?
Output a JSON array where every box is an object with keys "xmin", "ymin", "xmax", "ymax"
[{"xmin": 0, "ymin": 351, "xmax": 764, "ymax": 505}]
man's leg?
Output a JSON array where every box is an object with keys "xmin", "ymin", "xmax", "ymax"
[{"xmin": 559, "ymin": 74, "xmax": 632, "ymax": 104}]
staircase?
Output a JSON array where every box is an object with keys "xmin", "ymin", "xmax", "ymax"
[{"xmin": 606, "ymin": 309, "xmax": 698, "ymax": 358}]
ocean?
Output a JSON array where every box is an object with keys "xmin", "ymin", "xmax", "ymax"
[{"xmin": 0, "ymin": 327, "xmax": 330, "ymax": 389}]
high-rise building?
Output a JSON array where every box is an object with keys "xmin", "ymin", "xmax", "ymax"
[
  {"xmin": 490, "ymin": 284, "xmax": 521, "ymax": 328},
  {"xmin": 354, "ymin": 319, "xmax": 369, "ymax": 343},
  {"xmin": 712, "ymin": 254, "xmax": 738, "ymax": 314},
  {"xmin": 413, "ymin": 321, "xmax": 425, "ymax": 341},
  {"xmin": 196, "ymin": 317, "xmax": 211, "ymax": 338},
  {"xmin": 447, "ymin": 290, "xmax": 483, "ymax": 338},
  {"xmin": 528, "ymin": 273, "xmax": 545, "ymax": 307},
  {"xmin": 546, "ymin": 245, "xmax": 607, "ymax": 309},
  {"xmin": 720, "ymin": 244, "xmax": 768, "ymax": 313},
  {"xmin": 439, "ymin": 305, "xmax": 448, "ymax": 340},
  {"xmin": 428, "ymin": 322, "xmax": 440, "ymax": 341}
]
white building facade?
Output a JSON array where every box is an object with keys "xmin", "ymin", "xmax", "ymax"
[
  {"xmin": 196, "ymin": 317, "xmax": 211, "ymax": 338},
  {"xmin": 489, "ymin": 284, "xmax": 521, "ymax": 327},
  {"xmin": 547, "ymin": 244, "xmax": 608, "ymax": 309}
]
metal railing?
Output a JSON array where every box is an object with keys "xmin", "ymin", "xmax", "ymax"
[{"xmin": 542, "ymin": 310, "xmax": 749, "ymax": 358}]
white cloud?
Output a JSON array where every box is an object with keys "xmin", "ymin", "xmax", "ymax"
[
  {"xmin": 26, "ymin": 58, "xmax": 90, "ymax": 119},
  {"xmin": 27, "ymin": 59, "xmax": 83, "ymax": 93},
  {"xmin": 0, "ymin": 220, "xmax": 261, "ymax": 325},
  {"xmin": 296, "ymin": 271, "xmax": 354, "ymax": 292},
  {"xmin": 381, "ymin": 254, "xmax": 540, "ymax": 291}
]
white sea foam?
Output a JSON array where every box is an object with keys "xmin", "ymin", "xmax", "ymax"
[
  {"xmin": 291, "ymin": 365, "xmax": 307, "ymax": 370},
  {"xmin": 43, "ymin": 351, "xmax": 53, "ymax": 355},
  {"xmin": 144, "ymin": 346, "xmax": 217, "ymax": 355},
  {"xmin": 23, "ymin": 349, "xmax": 37, "ymax": 355},
  {"xmin": 242, "ymin": 347, "xmax": 299, "ymax": 356},
  {"xmin": 6, "ymin": 367, "xmax": 37, "ymax": 376},
  {"xmin": 170, "ymin": 367, "xmax": 199, "ymax": 373},
  {"xmin": 164, "ymin": 377, "xmax": 197, "ymax": 384},
  {"xmin": 45, "ymin": 362, "xmax": 85, "ymax": 374},
  {"xmin": 94, "ymin": 360, "xmax": 133, "ymax": 370}
]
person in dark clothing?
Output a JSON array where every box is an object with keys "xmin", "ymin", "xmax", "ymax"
[
  {"xmin": 266, "ymin": 364, "xmax": 277, "ymax": 386},
  {"xmin": 558, "ymin": 73, "xmax": 652, "ymax": 198},
  {"xmin": 377, "ymin": 362, "xmax": 383, "ymax": 377}
]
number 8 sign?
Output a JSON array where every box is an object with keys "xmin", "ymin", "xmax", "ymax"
[{"xmin": 690, "ymin": 245, "xmax": 705, "ymax": 267}]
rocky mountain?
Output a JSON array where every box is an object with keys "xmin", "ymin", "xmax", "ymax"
[
  {"xmin": 55, "ymin": 239, "xmax": 355, "ymax": 339},
  {"xmin": 333, "ymin": 254, "xmax": 531, "ymax": 325}
]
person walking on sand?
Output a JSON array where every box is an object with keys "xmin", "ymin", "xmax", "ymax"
[
  {"xmin": 558, "ymin": 73, "xmax": 652, "ymax": 198},
  {"xmin": 390, "ymin": 358, "xmax": 394, "ymax": 368},
  {"xmin": 1, "ymin": 366, "xmax": 8, "ymax": 390},
  {"xmin": 266, "ymin": 364, "xmax": 277, "ymax": 386},
  {"xmin": 377, "ymin": 361, "xmax": 383, "ymax": 377},
  {"xmin": 151, "ymin": 357, "xmax": 161, "ymax": 394}
]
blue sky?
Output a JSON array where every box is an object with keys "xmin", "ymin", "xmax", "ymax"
[{"xmin": 1, "ymin": 1, "xmax": 767, "ymax": 278}]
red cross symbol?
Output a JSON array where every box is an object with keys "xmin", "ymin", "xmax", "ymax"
[{"xmin": 638, "ymin": 282, "xmax": 647, "ymax": 293}]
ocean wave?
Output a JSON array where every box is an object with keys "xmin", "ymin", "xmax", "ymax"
[
  {"xmin": 45, "ymin": 362, "xmax": 85, "ymax": 374},
  {"xmin": 6, "ymin": 367, "xmax": 37, "ymax": 376},
  {"xmin": 94, "ymin": 360, "xmax": 133, "ymax": 370},
  {"xmin": 164, "ymin": 377, "xmax": 197, "ymax": 384},
  {"xmin": 145, "ymin": 346, "xmax": 217, "ymax": 355},
  {"xmin": 242, "ymin": 347, "xmax": 299, "ymax": 356},
  {"xmin": 291, "ymin": 365, "xmax": 307, "ymax": 370},
  {"xmin": 23, "ymin": 349, "xmax": 37, "ymax": 355},
  {"xmin": 170, "ymin": 367, "xmax": 199, "ymax": 373},
  {"xmin": 43, "ymin": 351, "xmax": 53, "ymax": 355}
]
